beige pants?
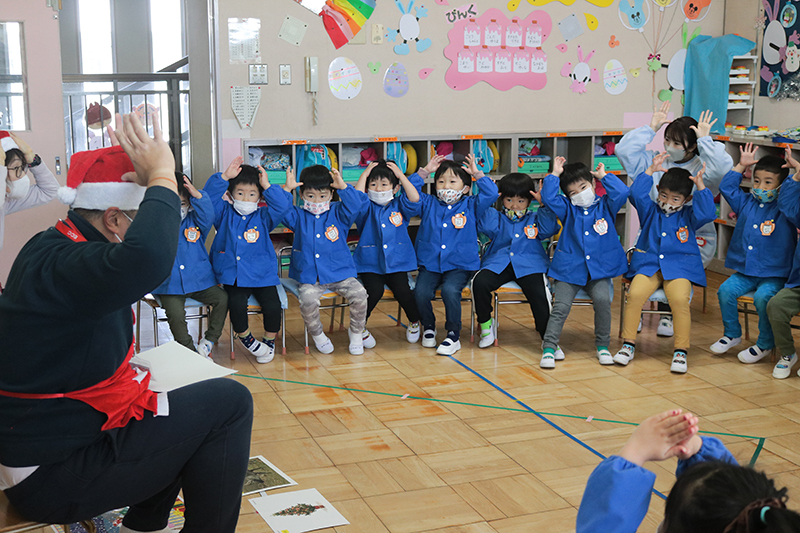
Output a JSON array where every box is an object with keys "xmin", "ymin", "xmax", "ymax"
[{"xmin": 622, "ymin": 272, "xmax": 692, "ymax": 350}]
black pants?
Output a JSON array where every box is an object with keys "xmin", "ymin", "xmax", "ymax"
[
  {"xmin": 360, "ymin": 271, "xmax": 420, "ymax": 324},
  {"xmin": 224, "ymin": 284, "xmax": 281, "ymax": 335},
  {"xmin": 6, "ymin": 379, "xmax": 253, "ymax": 533},
  {"xmin": 472, "ymin": 264, "xmax": 551, "ymax": 338}
]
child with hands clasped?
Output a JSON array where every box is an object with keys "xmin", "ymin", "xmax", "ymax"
[
  {"xmin": 472, "ymin": 173, "xmax": 559, "ymax": 359},
  {"xmin": 577, "ymin": 409, "xmax": 800, "ymax": 533},
  {"xmin": 710, "ymin": 143, "xmax": 795, "ymax": 365},
  {"xmin": 281, "ymin": 165, "xmax": 369, "ymax": 355},
  {"xmin": 353, "ymin": 160, "xmax": 422, "ymax": 345},
  {"xmin": 540, "ymin": 158, "xmax": 629, "ymax": 367},
  {"xmin": 767, "ymin": 148, "xmax": 800, "ymax": 379},
  {"xmin": 615, "ymin": 153, "xmax": 716, "ymax": 373},
  {"xmin": 405, "ymin": 154, "xmax": 499, "ymax": 356},
  {"xmin": 204, "ymin": 156, "xmax": 292, "ymax": 363},
  {"xmin": 152, "ymin": 174, "xmax": 228, "ymax": 358}
]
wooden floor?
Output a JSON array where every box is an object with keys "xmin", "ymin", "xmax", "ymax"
[{"xmin": 29, "ymin": 271, "xmax": 800, "ymax": 533}]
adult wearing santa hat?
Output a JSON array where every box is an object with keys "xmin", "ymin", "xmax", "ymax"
[
  {"xmin": 0, "ymin": 130, "xmax": 59, "ymax": 254},
  {"xmin": 0, "ymin": 114, "xmax": 253, "ymax": 533}
]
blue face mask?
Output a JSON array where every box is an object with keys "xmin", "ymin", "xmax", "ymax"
[{"xmin": 751, "ymin": 188, "xmax": 778, "ymax": 203}]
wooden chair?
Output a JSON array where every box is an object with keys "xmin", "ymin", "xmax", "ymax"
[{"xmin": 0, "ymin": 491, "xmax": 96, "ymax": 533}]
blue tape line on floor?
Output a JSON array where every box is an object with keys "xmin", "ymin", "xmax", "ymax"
[
  {"xmin": 387, "ymin": 314, "xmax": 408, "ymax": 329},
  {"xmin": 448, "ymin": 355, "xmax": 669, "ymax": 501}
]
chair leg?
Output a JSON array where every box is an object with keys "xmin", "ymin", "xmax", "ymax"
[
  {"xmin": 744, "ymin": 302, "xmax": 750, "ymax": 341},
  {"xmin": 304, "ymin": 326, "xmax": 310, "ymax": 354},
  {"xmin": 702, "ymin": 286, "xmax": 707, "ymax": 314},
  {"xmin": 339, "ymin": 304, "xmax": 346, "ymax": 331},
  {"xmin": 328, "ymin": 298, "xmax": 337, "ymax": 332},
  {"xmin": 135, "ymin": 300, "xmax": 141, "ymax": 353},
  {"xmin": 152, "ymin": 307, "xmax": 159, "ymax": 347},
  {"xmin": 618, "ymin": 284, "xmax": 626, "ymax": 338},
  {"xmin": 469, "ymin": 296, "xmax": 474, "ymax": 346},
  {"xmin": 493, "ymin": 292, "xmax": 500, "ymax": 347},
  {"xmin": 282, "ymin": 309, "xmax": 287, "ymax": 355}
]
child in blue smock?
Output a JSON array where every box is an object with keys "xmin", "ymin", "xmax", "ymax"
[
  {"xmin": 281, "ymin": 165, "xmax": 369, "ymax": 355},
  {"xmin": 353, "ymin": 160, "xmax": 422, "ymax": 346},
  {"xmin": 204, "ymin": 156, "xmax": 291, "ymax": 364},
  {"xmin": 617, "ymin": 104, "xmax": 732, "ymax": 337},
  {"xmin": 710, "ymin": 143, "xmax": 795, "ymax": 365},
  {"xmin": 768, "ymin": 148, "xmax": 800, "ymax": 380},
  {"xmin": 472, "ymin": 172, "xmax": 560, "ymax": 365},
  {"xmin": 404, "ymin": 154, "xmax": 499, "ymax": 356},
  {"xmin": 540, "ymin": 158, "xmax": 628, "ymax": 367},
  {"xmin": 615, "ymin": 153, "xmax": 716, "ymax": 373},
  {"xmin": 152, "ymin": 173, "xmax": 228, "ymax": 358},
  {"xmin": 577, "ymin": 409, "xmax": 800, "ymax": 533}
]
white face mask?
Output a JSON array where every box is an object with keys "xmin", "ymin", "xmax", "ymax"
[
  {"xmin": 233, "ymin": 199, "xmax": 258, "ymax": 216},
  {"xmin": 6, "ymin": 176, "xmax": 30, "ymax": 200},
  {"xmin": 303, "ymin": 200, "xmax": 331, "ymax": 215},
  {"xmin": 570, "ymin": 187, "xmax": 595, "ymax": 208},
  {"xmin": 180, "ymin": 206, "xmax": 189, "ymax": 220},
  {"xmin": 665, "ymin": 145, "xmax": 687, "ymax": 163},
  {"xmin": 437, "ymin": 187, "xmax": 467, "ymax": 205},
  {"xmin": 657, "ymin": 199, "xmax": 684, "ymax": 215},
  {"xmin": 368, "ymin": 189, "xmax": 395, "ymax": 206}
]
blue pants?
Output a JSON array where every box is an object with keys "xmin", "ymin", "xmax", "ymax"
[
  {"xmin": 717, "ymin": 273, "xmax": 785, "ymax": 349},
  {"xmin": 414, "ymin": 267, "xmax": 474, "ymax": 334}
]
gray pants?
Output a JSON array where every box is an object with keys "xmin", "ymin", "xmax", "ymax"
[
  {"xmin": 543, "ymin": 278, "xmax": 612, "ymax": 350},
  {"xmin": 299, "ymin": 277, "xmax": 368, "ymax": 336}
]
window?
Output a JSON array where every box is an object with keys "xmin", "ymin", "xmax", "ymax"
[
  {"xmin": 150, "ymin": 0, "xmax": 184, "ymax": 71},
  {"xmin": 78, "ymin": 0, "xmax": 114, "ymax": 74}
]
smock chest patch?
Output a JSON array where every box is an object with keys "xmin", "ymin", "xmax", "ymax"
[
  {"xmin": 676, "ymin": 226, "xmax": 689, "ymax": 243},
  {"xmin": 184, "ymin": 227, "xmax": 201, "ymax": 243},
  {"xmin": 325, "ymin": 225, "xmax": 340, "ymax": 242},
  {"xmin": 593, "ymin": 218, "xmax": 608, "ymax": 235},
  {"xmin": 524, "ymin": 224, "xmax": 538, "ymax": 239},
  {"xmin": 389, "ymin": 211, "xmax": 403, "ymax": 227},
  {"xmin": 761, "ymin": 220, "xmax": 775, "ymax": 236},
  {"xmin": 244, "ymin": 227, "xmax": 260, "ymax": 243},
  {"xmin": 452, "ymin": 212, "xmax": 467, "ymax": 229}
]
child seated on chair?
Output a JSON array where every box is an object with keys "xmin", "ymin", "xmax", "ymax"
[
  {"xmin": 472, "ymin": 172, "xmax": 559, "ymax": 359},
  {"xmin": 615, "ymin": 153, "xmax": 715, "ymax": 373},
  {"xmin": 353, "ymin": 159, "xmax": 423, "ymax": 347},
  {"xmin": 404, "ymin": 154, "xmax": 498, "ymax": 356},
  {"xmin": 152, "ymin": 172, "xmax": 228, "ymax": 358},
  {"xmin": 281, "ymin": 165, "xmax": 369, "ymax": 355},
  {"xmin": 204, "ymin": 156, "xmax": 291, "ymax": 364},
  {"xmin": 710, "ymin": 143, "xmax": 795, "ymax": 365},
  {"xmin": 540, "ymin": 158, "xmax": 629, "ymax": 368},
  {"xmin": 767, "ymin": 147, "xmax": 800, "ymax": 380}
]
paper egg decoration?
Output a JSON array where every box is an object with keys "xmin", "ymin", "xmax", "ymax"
[
  {"xmin": 328, "ymin": 57, "xmax": 363, "ymax": 100},
  {"xmin": 603, "ymin": 59, "xmax": 628, "ymax": 95},
  {"xmin": 383, "ymin": 62, "xmax": 410, "ymax": 98}
]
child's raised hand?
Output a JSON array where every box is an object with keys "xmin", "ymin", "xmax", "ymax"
[
  {"xmin": 183, "ymin": 176, "xmax": 202, "ymax": 199},
  {"xmin": 783, "ymin": 146, "xmax": 800, "ymax": 181},
  {"xmin": 690, "ymin": 162, "xmax": 707, "ymax": 191},
  {"xmin": 330, "ymin": 168, "xmax": 347, "ymax": 190},
  {"xmin": 737, "ymin": 142, "xmax": 758, "ymax": 170},
  {"xmin": 530, "ymin": 188, "xmax": 542, "ymax": 205},
  {"xmin": 107, "ymin": 113, "xmax": 123, "ymax": 147},
  {"xmin": 359, "ymin": 161, "xmax": 378, "ymax": 183},
  {"xmin": 618, "ymin": 409, "xmax": 700, "ymax": 466},
  {"xmin": 591, "ymin": 161, "xmax": 606, "ymax": 179},
  {"xmin": 690, "ymin": 109, "xmax": 717, "ymax": 139},
  {"xmin": 386, "ymin": 161, "xmax": 406, "ymax": 180},
  {"xmin": 258, "ymin": 165, "xmax": 271, "ymax": 190},
  {"xmin": 462, "ymin": 153, "xmax": 480, "ymax": 176},
  {"xmin": 283, "ymin": 167, "xmax": 302, "ymax": 191},
  {"xmin": 423, "ymin": 154, "xmax": 446, "ymax": 174},
  {"xmin": 650, "ymin": 101, "xmax": 671, "ymax": 132},
  {"xmin": 552, "ymin": 156, "xmax": 566, "ymax": 177},
  {"xmin": 223, "ymin": 156, "xmax": 243, "ymax": 181},
  {"xmin": 646, "ymin": 152, "xmax": 669, "ymax": 175},
  {"xmin": 674, "ymin": 433, "xmax": 703, "ymax": 461}
]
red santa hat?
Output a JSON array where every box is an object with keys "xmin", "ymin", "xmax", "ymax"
[
  {"xmin": 0, "ymin": 131, "xmax": 19, "ymax": 152},
  {"xmin": 58, "ymin": 146, "xmax": 145, "ymax": 210}
]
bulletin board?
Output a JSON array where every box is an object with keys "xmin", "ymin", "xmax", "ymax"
[{"xmin": 216, "ymin": 0, "xmax": 726, "ymax": 143}]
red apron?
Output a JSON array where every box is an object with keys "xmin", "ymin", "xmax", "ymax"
[{"xmin": 0, "ymin": 218, "xmax": 160, "ymax": 431}]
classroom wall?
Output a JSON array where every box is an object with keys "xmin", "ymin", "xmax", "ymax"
[{"xmin": 217, "ymin": 0, "xmax": 726, "ymax": 146}]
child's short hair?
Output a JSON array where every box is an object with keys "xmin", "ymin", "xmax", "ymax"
[
  {"xmin": 176, "ymin": 172, "xmax": 191, "ymax": 201},
  {"xmin": 227, "ymin": 164, "xmax": 262, "ymax": 195},
  {"xmin": 559, "ymin": 162, "xmax": 593, "ymax": 193},
  {"xmin": 663, "ymin": 461, "xmax": 800, "ymax": 533},
  {"xmin": 366, "ymin": 160, "xmax": 399, "ymax": 188},
  {"xmin": 4, "ymin": 148, "xmax": 27, "ymax": 171},
  {"xmin": 499, "ymin": 172, "xmax": 534, "ymax": 201},
  {"xmin": 755, "ymin": 155, "xmax": 790, "ymax": 183},
  {"xmin": 659, "ymin": 167, "xmax": 694, "ymax": 198},
  {"xmin": 298, "ymin": 164, "xmax": 333, "ymax": 193},
  {"xmin": 433, "ymin": 160, "xmax": 471, "ymax": 189},
  {"xmin": 664, "ymin": 116, "xmax": 700, "ymax": 156}
]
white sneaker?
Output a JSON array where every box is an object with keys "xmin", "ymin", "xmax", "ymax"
[
  {"xmin": 257, "ymin": 338, "xmax": 275, "ymax": 364},
  {"xmin": 710, "ymin": 336, "xmax": 742, "ymax": 354},
  {"xmin": 613, "ymin": 344, "xmax": 635, "ymax": 365},
  {"xmin": 406, "ymin": 322, "xmax": 421, "ymax": 343},
  {"xmin": 657, "ymin": 315, "xmax": 674, "ymax": 337},
  {"xmin": 348, "ymin": 329, "xmax": 364, "ymax": 355},
  {"xmin": 478, "ymin": 320, "xmax": 495, "ymax": 348},
  {"xmin": 312, "ymin": 332, "xmax": 334, "ymax": 354},
  {"xmin": 362, "ymin": 329, "xmax": 377, "ymax": 349},
  {"xmin": 773, "ymin": 353, "xmax": 797, "ymax": 379},
  {"xmin": 738, "ymin": 345, "xmax": 771, "ymax": 364},
  {"xmin": 239, "ymin": 334, "xmax": 269, "ymax": 358},
  {"xmin": 197, "ymin": 338, "xmax": 214, "ymax": 360},
  {"xmin": 540, "ymin": 352, "xmax": 556, "ymax": 369},
  {"xmin": 638, "ymin": 316, "xmax": 643, "ymax": 333},
  {"xmin": 671, "ymin": 351, "xmax": 688, "ymax": 373},
  {"xmin": 597, "ymin": 348, "xmax": 614, "ymax": 365},
  {"xmin": 422, "ymin": 328, "xmax": 437, "ymax": 348},
  {"xmin": 554, "ymin": 345, "xmax": 565, "ymax": 360},
  {"xmin": 436, "ymin": 336, "xmax": 461, "ymax": 356}
]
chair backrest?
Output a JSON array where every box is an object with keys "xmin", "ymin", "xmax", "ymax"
[{"xmin": 277, "ymin": 245, "xmax": 292, "ymax": 279}]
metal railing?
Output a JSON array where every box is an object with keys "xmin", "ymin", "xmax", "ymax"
[{"xmin": 62, "ymin": 68, "xmax": 190, "ymax": 174}]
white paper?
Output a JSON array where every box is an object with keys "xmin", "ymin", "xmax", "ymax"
[
  {"xmin": 293, "ymin": 0, "xmax": 326, "ymax": 15},
  {"xmin": 558, "ymin": 14, "xmax": 584, "ymax": 42},
  {"xmin": 129, "ymin": 341, "xmax": 236, "ymax": 392},
  {"xmin": 231, "ymin": 86, "xmax": 261, "ymax": 129},
  {"xmin": 250, "ymin": 488, "xmax": 349, "ymax": 533},
  {"xmin": 243, "ymin": 456, "xmax": 298, "ymax": 495},
  {"xmin": 229, "ymin": 18, "xmax": 261, "ymax": 64},
  {"xmin": 279, "ymin": 15, "xmax": 309, "ymax": 46}
]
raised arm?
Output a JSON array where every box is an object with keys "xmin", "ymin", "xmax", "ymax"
[
  {"xmin": 615, "ymin": 103, "xmax": 668, "ymax": 177},
  {"xmin": 693, "ymin": 110, "xmax": 732, "ymax": 195},
  {"xmin": 689, "ymin": 165, "xmax": 715, "ymax": 229},
  {"xmin": 541, "ymin": 156, "xmax": 570, "ymax": 220},
  {"xmin": 332, "ymin": 169, "xmax": 368, "ymax": 226},
  {"xmin": 593, "ymin": 162, "xmax": 629, "ymax": 215},
  {"xmin": 186, "ymin": 181, "xmax": 214, "ymax": 236},
  {"xmin": 780, "ymin": 146, "xmax": 800, "ymax": 227},
  {"xmin": 260, "ymin": 166, "xmax": 292, "ymax": 231},
  {"xmin": 354, "ymin": 161, "xmax": 378, "ymax": 193}
]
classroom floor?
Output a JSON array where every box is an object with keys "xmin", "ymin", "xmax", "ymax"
[{"xmin": 34, "ymin": 271, "xmax": 800, "ymax": 533}]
